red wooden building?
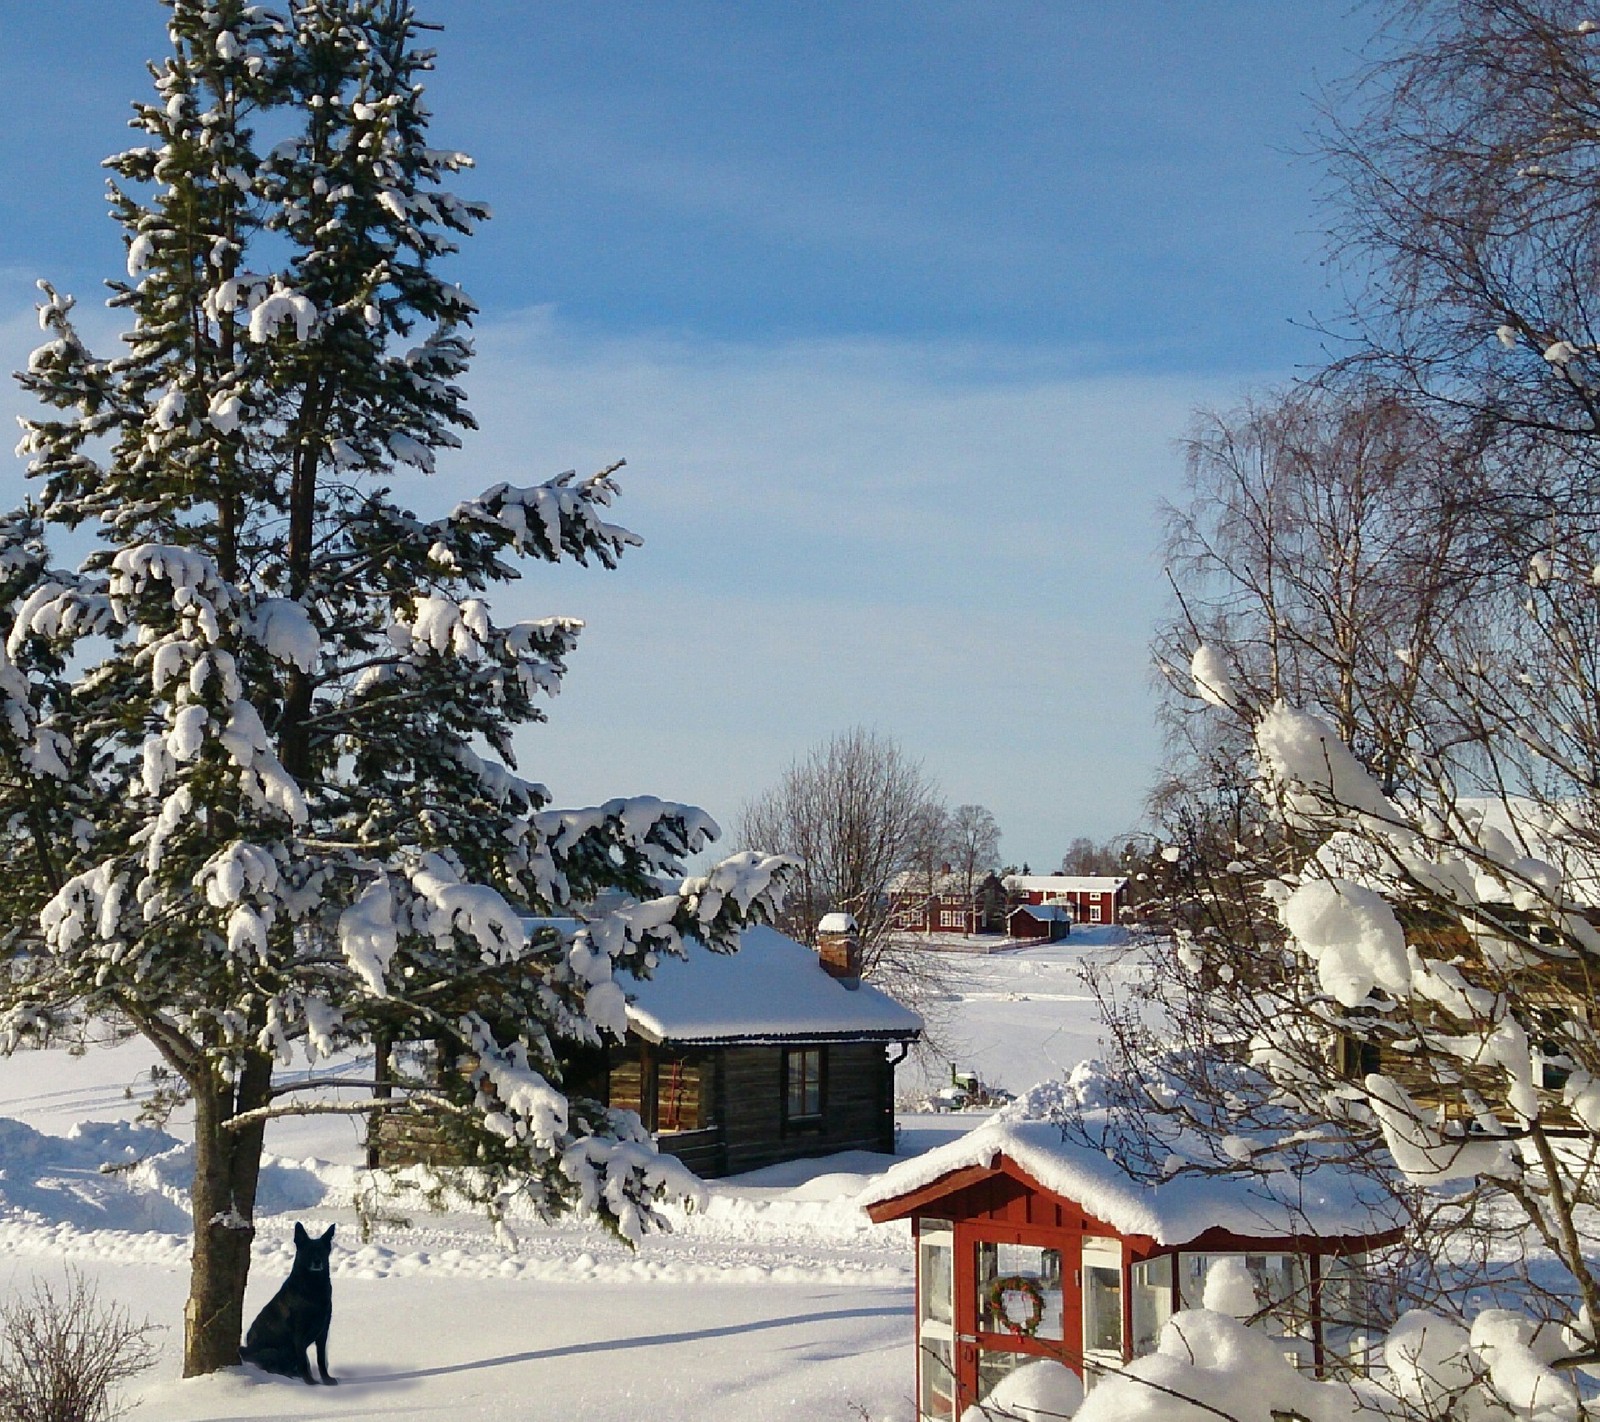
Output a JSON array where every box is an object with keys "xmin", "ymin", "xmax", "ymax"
[
  {"xmin": 1006, "ymin": 903, "xmax": 1070, "ymax": 943},
  {"xmin": 860, "ymin": 1119, "xmax": 1401, "ymax": 1421},
  {"xmin": 888, "ymin": 871, "xmax": 1007, "ymax": 935},
  {"xmin": 1004, "ymin": 875, "xmax": 1128, "ymax": 926}
]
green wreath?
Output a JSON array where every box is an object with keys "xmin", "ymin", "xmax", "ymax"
[{"xmin": 987, "ymin": 1274, "xmax": 1046, "ymax": 1337}]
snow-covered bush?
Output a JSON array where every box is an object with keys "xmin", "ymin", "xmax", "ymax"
[
  {"xmin": 1083, "ymin": 643, "xmax": 1600, "ymax": 1404},
  {"xmin": 1016, "ymin": 1286, "xmax": 1580, "ymax": 1422}
]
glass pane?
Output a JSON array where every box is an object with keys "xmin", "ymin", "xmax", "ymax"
[
  {"xmin": 656, "ymin": 1057, "xmax": 701, "ymax": 1132},
  {"xmin": 1131, "ymin": 1255, "xmax": 1173, "ymax": 1356},
  {"xmin": 1321, "ymin": 1253, "xmax": 1374, "ymax": 1374},
  {"xmin": 920, "ymin": 1234, "xmax": 953, "ymax": 1328},
  {"xmin": 786, "ymin": 1048, "xmax": 821, "ymax": 1117},
  {"xmin": 1177, "ymin": 1252, "xmax": 1205, "ymax": 1310},
  {"xmin": 1250, "ymin": 1254, "xmax": 1311, "ymax": 1338},
  {"xmin": 1084, "ymin": 1264, "xmax": 1123, "ymax": 1355},
  {"xmin": 919, "ymin": 1335, "xmax": 956, "ymax": 1421},
  {"xmin": 976, "ymin": 1242, "xmax": 1064, "ymax": 1341},
  {"xmin": 1178, "ymin": 1254, "xmax": 1314, "ymax": 1353}
]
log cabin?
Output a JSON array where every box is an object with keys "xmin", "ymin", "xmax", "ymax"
[
  {"xmin": 371, "ymin": 916, "xmax": 922, "ymax": 1178},
  {"xmin": 605, "ymin": 916, "xmax": 923, "ymax": 1176}
]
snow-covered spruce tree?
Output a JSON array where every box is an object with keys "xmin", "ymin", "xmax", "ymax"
[{"xmin": 2, "ymin": 0, "xmax": 788, "ymax": 1378}]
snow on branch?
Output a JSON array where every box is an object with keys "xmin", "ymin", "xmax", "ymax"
[{"xmin": 444, "ymin": 465, "xmax": 642, "ymax": 568}]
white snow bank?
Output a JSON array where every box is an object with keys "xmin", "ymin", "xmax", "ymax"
[{"xmin": 1074, "ymin": 1306, "xmax": 1357, "ymax": 1422}]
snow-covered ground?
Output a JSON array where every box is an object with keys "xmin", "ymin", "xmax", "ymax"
[
  {"xmin": 899, "ymin": 927, "xmax": 1139, "ymax": 1099},
  {"xmin": 0, "ymin": 931, "xmax": 1137, "ymax": 1420}
]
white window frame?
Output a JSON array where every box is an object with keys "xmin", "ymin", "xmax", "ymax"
[
  {"xmin": 918, "ymin": 1223, "xmax": 957, "ymax": 1422},
  {"xmin": 1082, "ymin": 1236, "xmax": 1125, "ymax": 1382}
]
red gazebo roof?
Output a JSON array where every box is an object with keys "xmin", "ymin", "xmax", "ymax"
[{"xmin": 860, "ymin": 1118, "xmax": 1403, "ymax": 1248}]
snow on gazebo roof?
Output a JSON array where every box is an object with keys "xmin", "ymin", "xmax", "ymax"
[
  {"xmin": 625, "ymin": 924, "xmax": 922, "ymax": 1046},
  {"xmin": 859, "ymin": 1113, "xmax": 1402, "ymax": 1246}
]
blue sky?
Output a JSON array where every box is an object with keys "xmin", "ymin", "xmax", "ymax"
[{"xmin": 0, "ymin": 4, "xmax": 1375, "ymax": 869}]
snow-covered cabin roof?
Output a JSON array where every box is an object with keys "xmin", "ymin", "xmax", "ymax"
[
  {"xmin": 817, "ymin": 911, "xmax": 859, "ymax": 934},
  {"xmin": 1011, "ymin": 904, "xmax": 1071, "ymax": 922},
  {"xmin": 1004, "ymin": 875, "xmax": 1128, "ymax": 896},
  {"xmin": 625, "ymin": 924, "xmax": 922, "ymax": 1046},
  {"xmin": 859, "ymin": 1117, "xmax": 1401, "ymax": 1246}
]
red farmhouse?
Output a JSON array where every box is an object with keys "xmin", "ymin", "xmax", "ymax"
[
  {"xmin": 859, "ymin": 1119, "xmax": 1400, "ymax": 1421},
  {"xmin": 887, "ymin": 870, "xmax": 1007, "ymax": 936},
  {"xmin": 1004, "ymin": 875, "xmax": 1128, "ymax": 925}
]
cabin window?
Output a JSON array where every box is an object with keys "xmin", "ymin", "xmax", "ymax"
[
  {"xmin": 607, "ymin": 1046, "xmax": 706, "ymax": 1133},
  {"xmin": 1131, "ymin": 1254, "xmax": 1174, "ymax": 1355},
  {"xmin": 784, "ymin": 1046, "xmax": 824, "ymax": 1124},
  {"xmin": 975, "ymin": 1242, "xmax": 1065, "ymax": 1342},
  {"xmin": 940, "ymin": 910, "xmax": 962, "ymax": 929},
  {"xmin": 918, "ymin": 1223, "xmax": 956, "ymax": 1421},
  {"xmin": 1337, "ymin": 1033, "xmax": 1381, "ymax": 1081},
  {"xmin": 1532, "ymin": 1009, "xmax": 1574, "ymax": 1091},
  {"xmin": 655, "ymin": 1055, "xmax": 704, "ymax": 1133},
  {"xmin": 1089, "ymin": 902, "xmax": 1103, "ymax": 922}
]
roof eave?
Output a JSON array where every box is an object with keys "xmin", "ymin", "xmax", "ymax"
[{"xmin": 628, "ymin": 1022, "xmax": 922, "ymax": 1048}]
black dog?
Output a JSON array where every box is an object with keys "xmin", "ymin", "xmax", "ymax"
[{"xmin": 239, "ymin": 1222, "xmax": 338, "ymax": 1385}]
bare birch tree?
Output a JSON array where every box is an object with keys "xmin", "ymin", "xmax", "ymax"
[
  {"xmin": 736, "ymin": 728, "xmax": 942, "ymax": 954},
  {"xmin": 949, "ymin": 805, "xmax": 1000, "ymax": 903}
]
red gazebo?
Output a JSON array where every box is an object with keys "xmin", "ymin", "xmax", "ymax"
[{"xmin": 859, "ymin": 1118, "xmax": 1401, "ymax": 1422}]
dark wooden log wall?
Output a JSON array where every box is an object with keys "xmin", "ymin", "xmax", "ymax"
[{"xmin": 654, "ymin": 1041, "xmax": 898, "ymax": 1177}]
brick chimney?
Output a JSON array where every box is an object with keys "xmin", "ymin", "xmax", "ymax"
[{"xmin": 816, "ymin": 912, "xmax": 862, "ymax": 989}]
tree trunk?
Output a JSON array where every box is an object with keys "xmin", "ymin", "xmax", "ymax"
[{"xmin": 183, "ymin": 1051, "xmax": 273, "ymax": 1377}]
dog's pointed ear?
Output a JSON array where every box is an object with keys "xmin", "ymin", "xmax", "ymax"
[
  {"xmin": 295, "ymin": 1222, "xmax": 309, "ymax": 1245},
  {"xmin": 321, "ymin": 1224, "xmax": 335, "ymax": 1242}
]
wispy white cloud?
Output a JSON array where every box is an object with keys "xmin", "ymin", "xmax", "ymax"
[
  {"xmin": 0, "ymin": 293, "xmax": 1274, "ymax": 862},
  {"xmin": 433, "ymin": 312, "xmax": 1267, "ymax": 857}
]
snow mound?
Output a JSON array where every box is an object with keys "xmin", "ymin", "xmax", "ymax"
[
  {"xmin": 965, "ymin": 1357, "xmax": 1084, "ymax": 1421},
  {"xmin": 0, "ymin": 1119, "xmax": 191, "ymax": 1233}
]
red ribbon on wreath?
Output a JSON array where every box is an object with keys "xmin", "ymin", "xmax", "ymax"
[{"xmin": 986, "ymin": 1274, "xmax": 1046, "ymax": 1337}]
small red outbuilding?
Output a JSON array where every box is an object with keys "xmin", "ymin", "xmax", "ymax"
[
  {"xmin": 1007, "ymin": 903, "xmax": 1071, "ymax": 943},
  {"xmin": 859, "ymin": 1119, "xmax": 1401, "ymax": 1421}
]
